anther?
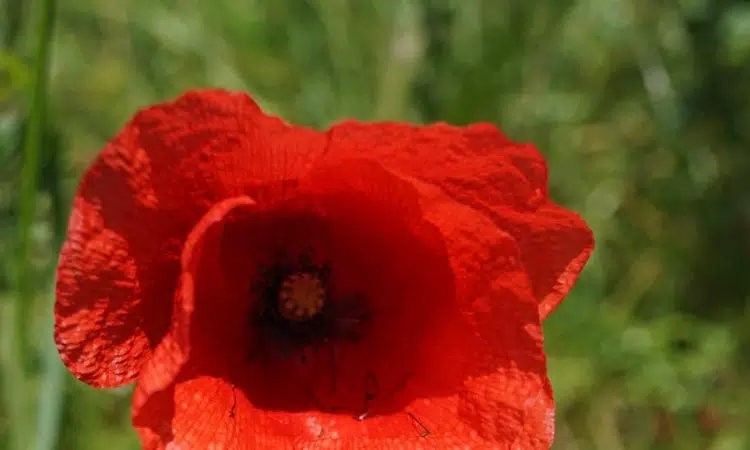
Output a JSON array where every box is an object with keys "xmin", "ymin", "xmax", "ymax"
[{"xmin": 278, "ymin": 273, "xmax": 325, "ymax": 322}]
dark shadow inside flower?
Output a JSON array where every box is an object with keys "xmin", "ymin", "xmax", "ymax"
[
  {"xmin": 132, "ymin": 159, "xmax": 552, "ymax": 446},
  {"xmin": 136, "ymin": 160, "xmax": 474, "ymax": 420},
  {"xmin": 219, "ymin": 167, "xmax": 469, "ymax": 417}
]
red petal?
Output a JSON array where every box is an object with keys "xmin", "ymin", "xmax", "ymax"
[
  {"xmin": 134, "ymin": 160, "xmax": 555, "ymax": 447},
  {"xmin": 325, "ymin": 121, "xmax": 594, "ymax": 319},
  {"xmin": 132, "ymin": 195, "xmax": 304, "ymax": 448},
  {"xmin": 132, "ymin": 196, "xmax": 262, "ymax": 448},
  {"xmin": 55, "ymin": 89, "xmax": 327, "ymax": 387},
  {"xmin": 407, "ymin": 179, "xmax": 555, "ymax": 447}
]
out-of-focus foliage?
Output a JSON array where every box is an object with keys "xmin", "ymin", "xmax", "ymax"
[{"xmin": 1, "ymin": 0, "xmax": 748, "ymax": 449}]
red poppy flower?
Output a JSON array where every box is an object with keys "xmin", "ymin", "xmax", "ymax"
[{"xmin": 55, "ymin": 89, "xmax": 593, "ymax": 449}]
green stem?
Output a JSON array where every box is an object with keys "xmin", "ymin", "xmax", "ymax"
[
  {"xmin": 35, "ymin": 135, "xmax": 67, "ymax": 450},
  {"xmin": 34, "ymin": 286, "xmax": 65, "ymax": 450},
  {"xmin": 0, "ymin": 301, "xmax": 30, "ymax": 450},
  {"xmin": 17, "ymin": 0, "xmax": 56, "ymax": 355},
  {"xmin": 4, "ymin": 0, "xmax": 59, "ymax": 449}
]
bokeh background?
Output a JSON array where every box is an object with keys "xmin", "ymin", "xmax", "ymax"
[{"xmin": 1, "ymin": 0, "xmax": 749, "ymax": 449}]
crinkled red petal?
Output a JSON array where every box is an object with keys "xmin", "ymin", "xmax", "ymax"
[
  {"xmin": 133, "ymin": 159, "xmax": 554, "ymax": 448},
  {"xmin": 133, "ymin": 196, "xmax": 258, "ymax": 449},
  {"xmin": 325, "ymin": 121, "xmax": 594, "ymax": 319},
  {"xmin": 408, "ymin": 177, "xmax": 555, "ymax": 447},
  {"xmin": 55, "ymin": 90, "xmax": 327, "ymax": 387}
]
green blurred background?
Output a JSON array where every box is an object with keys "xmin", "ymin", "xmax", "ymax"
[{"xmin": 1, "ymin": 0, "xmax": 749, "ymax": 449}]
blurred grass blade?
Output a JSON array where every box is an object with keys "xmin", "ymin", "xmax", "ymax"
[
  {"xmin": 0, "ymin": 297, "xmax": 30, "ymax": 450},
  {"xmin": 34, "ymin": 286, "xmax": 65, "ymax": 450},
  {"xmin": 2, "ymin": 0, "xmax": 26, "ymax": 48},
  {"xmin": 17, "ymin": 0, "xmax": 57, "ymax": 353},
  {"xmin": 35, "ymin": 126, "xmax": 66, "ymax": 450},
  {"xmin": 2, "ymin": 0, "xmax": 60, "ymax": 448},
  {"xmin": 413, "ymin": 0, "xmax": 453, "ymax": 122}
]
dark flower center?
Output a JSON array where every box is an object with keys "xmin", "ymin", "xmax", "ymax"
[
  {"xmin": 226, "ymin": 200, "xmax": 460, "ymax": 422},
  {"xmin": 250, "ymin": 250, "xmax": 369, "ymax": 357},
  {"xmin": 277, "ymin": 273, "xmax": 325, "ymax": 321}
]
